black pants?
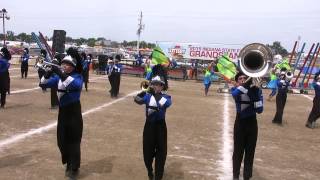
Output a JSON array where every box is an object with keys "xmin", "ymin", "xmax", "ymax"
[
  {"xmin": 0, "ymin": 89, "xmax": 6, "ymax": 107},
  {"xmin": 38, "ymin": 69, "xmax": 46, "ymax": 91},
  {"xmin": 233, "ymin": 115, "xmax": 258, "ymax": 180},
  {"xmin": 57, "ymin": 101, "xmax": 83, "ymax": 170},
  {"xmin": 82, "ymin": 70, "xmax": 89, "ymax": 91},
  {"xmin": 112, "ymin": 73, "xmax": 121, "ymax": 97},
  {"xmin": 108, "ymin": 75, "xmax": 114, "ymax": 96},
  {"xmin": 307, "ymin": 96, "xmax": 320, "ymax": 123},
  {"xmin": 0, "ymin": 71, "xmax": 9, "ymax": 107},
  {"xmin": 272, "ymin": 92, "xmax": 287, "ymax": 124},
  {"xmin": 21, "ymin": 62, "xmax": 28, "ymax": 78},
  {"xmin": 143, "ymin": 121, "xmax": 167, "ymax": 180},
  {"xmin": 51, "ymin": 87, "xmax": 59, "ymax": 108}
]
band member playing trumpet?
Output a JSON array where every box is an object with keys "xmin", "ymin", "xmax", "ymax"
[
  {"xmin": 231, "ymin": 72, "xmax": 263, "ymax": 180},
  {"xmin": 305, "ymin": 71, "xmax": 320, "ymax": 128},
  {"xmin": 0, "ymin": 47, "xmax": 11, "ymax": 108},
  {"xmin": 39, "ymin": 48, "xmax": 83, "ymax": 179},
  {"xmin": 272, "ymin": 69, "xmax": 290, "ymax": 125},
  {"xmin": 134, "ymin": 75, "xmax": 172, "ymax": 180},
  {"xmin": 21, "ymin": 48, "xmax": 30, "ymax": 79}
]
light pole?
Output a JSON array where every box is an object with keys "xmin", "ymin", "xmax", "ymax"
[{"xmin": 0, "ymin": 8, "xmax": 10, "ymax": 46}]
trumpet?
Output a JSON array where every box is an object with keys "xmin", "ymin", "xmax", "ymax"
[{"xmin": 34, "ymin": 57, "xmax": 62, "ymax": 71}]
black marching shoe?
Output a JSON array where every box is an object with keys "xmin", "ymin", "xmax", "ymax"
[
  {"xmin": 306, "ymin": 121, "xmax": 315, "ymax": 129},
  {"xmin": 68, "ymin": 169, "xmax": 79, "ymax": 180},
  {"xmin": 65, "ymin": 163, "xmax": 71, "ymax": 177},
  {"xmin": 148, "ymin": 170, "xmax": 154, "ymax": 180}
]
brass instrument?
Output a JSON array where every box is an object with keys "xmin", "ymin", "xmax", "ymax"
[
  {"xmin": 238, "ymin": 43, "xmax": 273, "ymax": 84},
  {"xmin": 140, "ymin": 80, "xmax": 150, "ymax": 91}
]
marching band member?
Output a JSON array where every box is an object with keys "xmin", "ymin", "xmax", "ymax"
[
  {"xmin": 231, "ymin": 72, "xmax": 263, "ymax": 180},
  {"xmin": 21, "ymin": 48, "xmax": 30, "ymax": 79},
  {"xmin": 0, "ymin": 47, "xmax": 11, "ymax": 108},
  {"xmin": 35, "ymin": 49, "xmax": 47, "ymax": 80},
  {"xmin": 86, "ymin": 54, "xmax": 92, "ymax": 82},
  {"xmin": 35, "ymin": 49, "xmax": 48, "ymax": 92},
  {"xmin": 81, "ymin": 52, "xmax": 89, "ymax": 91},
  {"xmin": 39, "ymin": 48, "xmax": 83, "ymax": 179},
  {"xmin": 113, "ymin": 55, "xmax": 122, "ymax": 97},
  {"xmin": 272, "ymin": 69, "xmax": 290, "ymax": 125},
  {"xmin": 305, "ymin": 71, "xmax": 320, "ymax": 128},
  {"xmin": 106, "ymin": 56, "xmax": 114, "ymax": 97},
  {"xmin": 134, "ymin": 75, "xmax": 172, "ymax": 180}
]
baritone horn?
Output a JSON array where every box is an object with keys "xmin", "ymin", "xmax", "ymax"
[
  {"xmin": 238, "ymin": 43, "xmax": 273, "ymax": 79},
  {"xmin": 140, "ymin": 80, "xmax": 150, "ymax": 91}
]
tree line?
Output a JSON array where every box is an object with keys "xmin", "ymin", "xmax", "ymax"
[{"xmin": 0, "ymin": 31, "xmax": 156, "ymax": 48}]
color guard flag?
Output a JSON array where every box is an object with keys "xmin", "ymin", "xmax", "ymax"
[
  {"xmin": 151, "ymin": 46, "xmax": 169, "ymax": 65},
  {"xmin": 216, "ymin": 55, "xmax": 237, "ymax": 80}
]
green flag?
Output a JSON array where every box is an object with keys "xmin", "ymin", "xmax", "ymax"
[
  {"xmin": 275, "ymin": 58, "xmax": 291, "ymax": 71},
  {"xmin": 151, "ymin": 46, "xmax": 169, "ymax": 65},
  {"xmin": 217, "ymin": 55, "xmax": 237, "ymax": 80}
]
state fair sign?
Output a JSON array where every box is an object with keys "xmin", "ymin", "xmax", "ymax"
[{"xmin": 157, "ymin": 42, "xmax": 243, "ymax": 61}]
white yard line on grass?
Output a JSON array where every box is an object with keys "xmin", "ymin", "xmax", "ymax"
[
  {"xmin": 11, "ymin": 73, "xmax": 38, "ymax": 78},
  {"xmin": 11, "ymin": 87, "xmax": 40, "ymax": 94},
  {"xmin": 9, "ymin": 68, "xmax": 21, "ymax": 70},
  {"xmin": 292, "ymin": 89, "xmax": 313, "ymax": 101},
  {"xmin": 8, "ymin": 76, "xmax": 107, "ymax": 94},
  {"xmin": 217, "ymin": 93, "xmax": 233, "ymax": 179},
  {"xmin": 0, "ymin": 91, "xmax": 139, "ymax": 149}
]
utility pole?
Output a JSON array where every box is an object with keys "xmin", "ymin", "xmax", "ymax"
[
  {"xmin": 136, "ymin": 11, "xmax": 144, "ymax": 54},
  {"xmin": 0, "ymin": 8, "xmax": 10, "ymax": 46}
]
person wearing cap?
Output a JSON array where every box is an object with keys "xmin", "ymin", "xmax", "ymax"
[
  {"xmin": 21, "ymin": 48, "xmax": 30, "ymax": 78},
  {"xmin": 39, "ymin": 48, "xmax": 83, "ymax": 179},
  {"xmin": 272, "ymin": 68, "xmax": 290, "ymax": 125},
  {"xmin": 0, "ymin": 47, "xmax": 11, "ymax": 108},
  {"xmin": 112, "ymin": 54, "xmax": 123, "ymax": 97},
  {"xmin": 305, "ymin": 71, "xmax": 320, "ymax": 128},
  {"xmin": 231, "ymin": 72, "xmax": 263, "ymax": 180},
  {"xmin": 134, "ymin": 75, "xmax": 172, "ymax": 180}
]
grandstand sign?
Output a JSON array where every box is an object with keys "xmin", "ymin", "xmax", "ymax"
[{"xmin": 157, "ymin": 42, "xmax": 242, "ymax": 61}]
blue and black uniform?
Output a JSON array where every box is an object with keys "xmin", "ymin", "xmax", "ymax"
[
  {"xmin": 306, "ymin": 80, "xmax": 320, "ymax": 127},
  {"xmin": 40, "ymin": 72, "xmax": 83, "ymax": 172},
  {"xmin": 134, "ymin": 91, "xmax": 172, "ymax": 180},
  {"xmin": 106, "ymin": 62, "xmax": 122, "ymax": 97},
  {"xmin": 82, "ymin": 58, "xmax": 89, "ymax": 91},
  {"xmin": 21, "ymin": 52, "xmax": 29, "ymax": 78},
  {"xmin": 231, "ymin": 85, "xmax": 263, "ymax": 180},
  {"xmin": 272, "ymin": 78, "xmax": 290, "ymax": 124},
  {"xmin": 0, "ymin": 57, "xmax": 10, "ymax": 107}
]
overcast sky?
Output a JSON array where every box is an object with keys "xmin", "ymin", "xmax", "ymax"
[{"xmin": 2, "ymin": 0, "xmax": 320, "ymax": 50}]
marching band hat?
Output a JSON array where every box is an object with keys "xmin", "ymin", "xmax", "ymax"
[
  {"xmin": 150, "ymin": 75, "xmax": 165, "ymax": 85},
  {"xmin": 115, "ymin": 54, "xmax": 121, "ymax": 61},
  {"xmin": 61, "ymin": 55, "xmax": 77, "ymax": 67}
]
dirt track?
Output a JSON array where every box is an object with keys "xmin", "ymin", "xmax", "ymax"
[{"xmin": 0, "ymin": 65, "xmax": 319, "ymax": 180}]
